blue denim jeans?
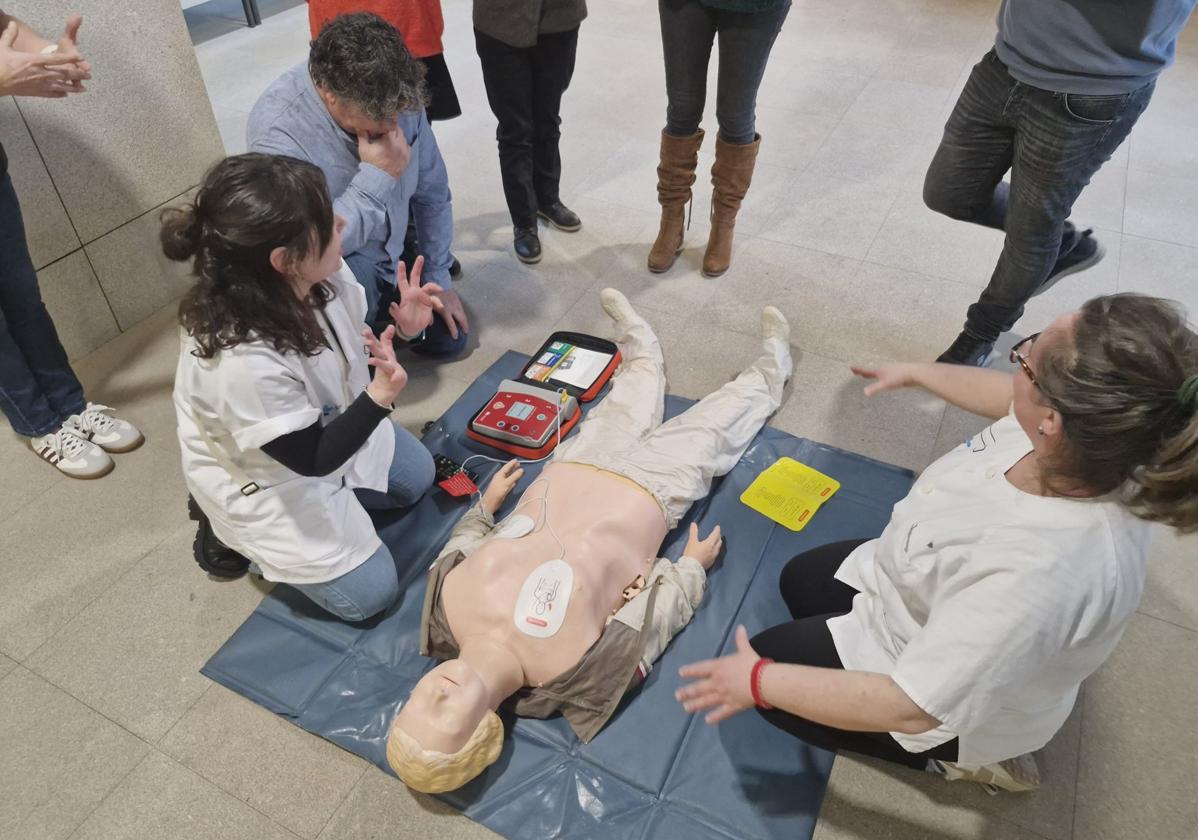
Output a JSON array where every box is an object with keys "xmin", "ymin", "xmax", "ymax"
[
  {"xmin": 0, "ymin": 174, "xmax": 86, "ymax": 436},
  {"xmin": 344, "ymin": 251, "xmax": 468, "ymax": 358},
  {"xmin": 659, "ymin": 0, "xmax": 791, "ymax": 145},
  {"xmin": 290, "ymin": 421, "xmax": 435, "ymax": 621},
  {"xmin": 923, "ymin": 50, "xmax": 1155, "ymax": 343}
]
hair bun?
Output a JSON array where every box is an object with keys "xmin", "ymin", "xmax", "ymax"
[{"xmin": 160, "ymin": 203, "xmax": 203, "ymax": 261}]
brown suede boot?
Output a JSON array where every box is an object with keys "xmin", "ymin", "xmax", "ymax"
[
  {"xmin": 648, "ymin": 129, "xmax": 705, "ymax": 273},
  {"xmin": 703, "ymin": 133, "xmax": 761, "ymax": 278}
]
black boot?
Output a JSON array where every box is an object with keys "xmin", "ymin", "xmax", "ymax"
[
  {"xmin": 537, "ymin": 201, "xmax": 582, "ymax": 232},
  {"xmin": 514, "ymin": 226, "xmax": 542, "ymax": 264},
  {"xmin": 936, "ymin": 332, "xmax": 994, "ymax": 367},
  {"xmin": 187, "ymin": 496, "xmax": 251, "ymax": 579}
]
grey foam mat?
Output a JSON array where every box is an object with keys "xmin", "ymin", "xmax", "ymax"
[{"xmin": 202, "ymin": 350, "xmax": 915, "ymax": 840}]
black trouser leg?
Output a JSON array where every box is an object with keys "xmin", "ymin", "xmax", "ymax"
[
  {"xmin": 475, "ymin": 28, "xmax": 538, "ymax": 228},
  {"xmin": 529, "ymin": 27, "xmax": 579, "ymax": 207},
  {"xmin": 751, "ymin": 539, "xmax": 959, "ymax": 769}
]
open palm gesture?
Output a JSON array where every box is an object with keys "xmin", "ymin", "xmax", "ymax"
[{"xmin": 388, "ymin": 256, "xmax": 445, "ymax": 340}]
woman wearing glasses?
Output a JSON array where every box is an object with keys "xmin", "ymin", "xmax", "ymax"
[{"xmin": 675, "ymin": 294, "xmax": 1198, "ymax": 793}]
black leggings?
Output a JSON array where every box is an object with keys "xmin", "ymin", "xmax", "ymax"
[{"xmin": 750, "ymin": 540, "xmax": 959, "ymax": 769}]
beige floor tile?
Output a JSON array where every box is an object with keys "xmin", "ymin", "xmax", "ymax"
[
  {"xmin": 0, "ymin": 667, "xmax": 149, "ymax": 840},
  {"xmin": 1075, "ymin": 614, "xmax": 1198, "ymax": 840},
  {"xmin": 160, "ymin": 686, "xmax": 366, "ymax": 839},
  {"xmin": 1139, "ymin": 529, "xmax": 1198, "ymax": 632},
  {"xmin": 0, "ymin": 437, "xmax": 192, "ymax": 661},
  {"xmin": 806, "ymin": 120, "xmax": 942, "ymax": 192},
  {"xmin": 812, "ymin": 753, "xmax": 1051, "ymax": 840},
  {"xmin": 0, "ymin": 652, "xmax": 14, "ymax": 680},
  {"xmin": 865, "ymin": 192, "xmax": 1005, "ymax": 287},
  {"xmin": 774, "ymin": 350, "xmax": 945, "ymax": 472},
  {"xmin": 1116, "ymin": 234, "xmax": 1198, "ymax": 315},
  {"xmin": 1071, "ymin": 163, "xmax": 1128, "ymax": 234},
  {"xmin": 24, "ymin": 523, "xmax": 266, "ymax": 742},
  {"xmin": 71, "ymin": 750, "xmax": 299, "ymax": 840},
  {"xmin": 317, "ymin": 766, "xmax": 499, "ymax": 840},
  {"xmin": 758, "ymin": 174, "xmax": 899, "ymax": 260},
  {"xmin": 37, "ymin": 251, "xmax": 122, "ymax": 363},
  {"xmin": 1123, "ymin": 169, "xmax": 1198, "ymax": 249},
  {"xmin": 754, "ymin": 58, "xmax": 873, "ymax": 122},
  {"xmin": 0, "ymin": 429, "xmax": 64, "ymax": 525},
  {"xmin": 389, "ymin": 370, "xmax": 474, "ymax": 438},
  {"xmin": 815, "ymin": 262, "xmax": 987, "ymax": 364}
]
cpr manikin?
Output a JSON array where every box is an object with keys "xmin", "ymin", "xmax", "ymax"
[{"xmin": 386, "ymin": 288, "xmax": 793, "ymax": 793}]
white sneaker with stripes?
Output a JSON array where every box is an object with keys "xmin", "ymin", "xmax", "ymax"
[
  {"xmin": 29, "ymin": 427, "xmax": 114, "ymax": 479},
  {"xmin": 63, "ymin": 403, "xmax": 144, "ymax": 453}
]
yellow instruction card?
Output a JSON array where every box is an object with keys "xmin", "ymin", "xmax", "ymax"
[{"xmin": 740, "ymin": 457, "xmax": 841, "ymax": 532}]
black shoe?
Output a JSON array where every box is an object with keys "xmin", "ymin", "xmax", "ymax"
[
  {"xmin": 936, "ymin": 332, "xmax": 994, "ymax": 367},
  {"xmin": 449, "ymin": 255, "xmax": 462, "ymax": 277},
  {"xmin": 188, "ymin": 496, "xmax": 250, "ymax": 579},
  {"xmin": 514, "ymin": 226, "xmax": 542, "ymax": 264},
  {"xmin": 537, "ymin": 201, "xmax": 582, "ymax": 233},
  {"xmin": 1035, "ymin": 228, "xmax": 1105, "ymax": 297}
]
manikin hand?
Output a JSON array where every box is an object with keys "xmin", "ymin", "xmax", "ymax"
[
  {"xmin": 363, "ymin": 325, "xmax": 409, "ymax": 406},
  {"xmin": 481, "ymin": 460, "xmax": 523, "ymax": 516},
  {"xmin": 387, "ymin": 256, "xmax": 445, "ymax": 340},
  {"xmin": 682, "ymin": 522, "xmax": 723, "ymax": 570},
  {"xmin": 850, "ymin": 363, "xmax": 921, "ymax": 397},
  {"xmin": 676, "ymin": 625, "xmax": 760, "ymax": 724},
  {"xmin": 357, "ymin": 125, "xmax": 411, "ymax": 178}
]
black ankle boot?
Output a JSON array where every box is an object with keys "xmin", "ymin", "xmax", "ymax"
[
  {"xmin": 936, "ymin": 332, "xmax": 994, "ymax": 367},
  {"xmin": 187, "ymin": 496, "xmax": 251, "ymax": 579},
  {"xmin": 514, "ymin": 226, "xmax": 542, "ymax": 264},
  {"xmin": 537, "ymin": 201, "xmax": 582, "ymax": 232}
]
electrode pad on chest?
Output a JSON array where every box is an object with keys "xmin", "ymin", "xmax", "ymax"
[
  {"xmin": 493, "ymin": 514, "xmax": 535, "ymax": 540},
  {"xmin": 514, "ymin": 559, "xmax": 574, "ymax": 638}
]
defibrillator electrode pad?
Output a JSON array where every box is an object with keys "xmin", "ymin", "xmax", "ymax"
[
  {"xmin": 493, "ymin": 514, "xmax": 536, "ymax": 540},
  {"xmin": 513, "ymin": 559, "xmax": 573, "ymax": 638}
]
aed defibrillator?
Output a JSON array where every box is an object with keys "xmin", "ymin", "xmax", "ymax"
[{"xmin": 467, "ymin": 332, "xmax": 620, "ymax": 459}]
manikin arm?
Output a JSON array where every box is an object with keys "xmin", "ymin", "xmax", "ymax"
[{"xmin": 612, "ymin": 556, "xmax": 708, "ymax": 677}]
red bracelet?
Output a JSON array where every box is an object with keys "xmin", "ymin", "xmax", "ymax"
[{"xmin": 750, "ymin": 657, "xmax": 774, "ymax": 710}]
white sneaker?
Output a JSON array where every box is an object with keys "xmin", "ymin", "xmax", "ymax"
[
  {"xmin": 29, "ymin": 428, "xmax": 114, "ymax": 479},
  {"xmin": 63, "ymin": 403, "xmax": 145, "ymax": 453}
]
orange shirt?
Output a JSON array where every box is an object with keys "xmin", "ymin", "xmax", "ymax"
[{"xmin": 308, "ymin": 0, "xmax": 444, "ymax": 58}]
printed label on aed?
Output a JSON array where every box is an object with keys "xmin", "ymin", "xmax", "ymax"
[{"xmin": 513, "ymin": 559, "xmax": 573, "ymax": 638}]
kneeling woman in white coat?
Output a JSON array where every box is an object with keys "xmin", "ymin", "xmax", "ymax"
[{"xmin": 164, "ymin": 153, "xmax": 445, "ymax": 621}]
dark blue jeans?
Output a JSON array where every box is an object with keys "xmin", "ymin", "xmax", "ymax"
[
  {"xmin": 924, "ymin": 50, "xmax": 1154, "ymax": 343},
  {"xmin": 0, "ymin": 174, "xmax": 86, "ymax": 437},
  {"xmin": 659, "ymin": 0, "xmax": 791, "ymax": 145},
  {"xmin": 344, "ymin": 251, "xmax": 468, "ymax": 358}
]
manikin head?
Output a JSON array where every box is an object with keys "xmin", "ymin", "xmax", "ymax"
[
  {"xmin": 386, "ymin": 659, "xmax": 504, "ymax": 793},
  {"xmin": 308, "ymin": 12, "xmax": 427, "ymax": 139}
]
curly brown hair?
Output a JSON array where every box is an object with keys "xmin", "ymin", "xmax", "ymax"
[
  {"xmin": 161, "ymin": 154, "xmax": 336, "ymax": 359},
  {"xmin": 309, "ymin": 12, "xmax": 428, "ymax": 121},
  {"xmin": 1036, "ymin": 294, "xmax": 1198, "ymax": 531}
]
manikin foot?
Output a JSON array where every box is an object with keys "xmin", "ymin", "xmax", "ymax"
[
  {"xmin": 600, "ymin": 288, "xmax": 637, "ymax": 323},
  {"xmin": 761, "ymin": 305, "xmax": 790, "ymax": 343}
]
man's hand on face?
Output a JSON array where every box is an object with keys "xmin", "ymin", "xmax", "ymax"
[{"xmin": 356, "ymin": 125, "xmax": 411, "ymax": 179}]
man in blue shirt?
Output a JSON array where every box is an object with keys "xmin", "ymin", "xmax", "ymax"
[
  {"xmin": 248, "ymin": 12, "xmax": 469, "ymax": 357},
  {"xmin": 924, "ymin": 0, "xmax": 1197, "ymax": 366}
]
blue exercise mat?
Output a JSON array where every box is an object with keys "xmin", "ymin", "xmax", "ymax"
[{"xmin": 202, "ymin": 351, "xmax": 916, "ymax": 840}]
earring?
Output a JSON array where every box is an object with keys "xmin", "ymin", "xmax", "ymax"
[{"xmin": 1037, "ymin": 425, "xmax": 1045, "ymax": 436}]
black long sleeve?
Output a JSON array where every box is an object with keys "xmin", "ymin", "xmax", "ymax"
[{"xmin": 260, "ymin": 392, "xmax": 391, "ymax": 477}]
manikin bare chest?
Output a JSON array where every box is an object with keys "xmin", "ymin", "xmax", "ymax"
[{"xmin": 442, "ymin": 463, "xmax": 669, "ymax": 684}]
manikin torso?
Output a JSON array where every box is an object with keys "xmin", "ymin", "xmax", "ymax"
[{"xmin": 441, "ymin": 462, "xmax": 669, "ymax": 685}]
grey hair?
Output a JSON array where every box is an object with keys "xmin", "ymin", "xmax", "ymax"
[{"xmin": 309, "ymin": 12, "xmax": 428, "ymax": 122}]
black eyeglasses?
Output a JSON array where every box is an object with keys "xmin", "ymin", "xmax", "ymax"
[{"xmin": 1010, "ymin": 332, "xmax": 1043, "ymax": 388}]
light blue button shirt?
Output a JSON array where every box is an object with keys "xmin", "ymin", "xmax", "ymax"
[{"xmin": 247, "ymin": 62, "xmax": 454, "ymax": 294}]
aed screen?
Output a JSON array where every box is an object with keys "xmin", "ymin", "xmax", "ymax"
[{"xmin": 506, "ymin": 402, "xmax": 534, "ymax": 420}]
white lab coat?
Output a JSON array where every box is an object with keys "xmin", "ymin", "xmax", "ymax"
[
  {"xmin": 828, "ymin": 411, "xmax": 1153, "ymax": 766},
  {"xmin": 173, "ymin": 262, "xmax": 395, "ymax": 584}
]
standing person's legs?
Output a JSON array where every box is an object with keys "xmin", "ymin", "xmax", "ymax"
[
  {"xmin": 711, "ymin": 0, "xmax": 791, "ymax": 145},
  {"xmin": 553, "ymin": 290, "xmax": 666, "ymax": 463},
  {"xmin": 962, "ymin": 80, "xmax": 1154, "ymax": 345},
  {"xmin": 475, "ymin": 29, "xmax": 538, "ymax": 229},
  {"xmin": 0, "ymin": 174, "xmax": 86, "ymax": 437},
  {"xmin": 624, "ymin": 308, "xmax": 792, "ymax": 525},
  {"xmin": 659, "ymin": 0, "xmax": 717, "ymax": 138},
  {"xmin": 529, "ymin": 27, "xmax": 579, "ymax": 214}
]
